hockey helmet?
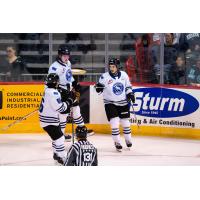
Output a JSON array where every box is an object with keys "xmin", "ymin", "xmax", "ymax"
[
  {"xmin": 109, "ymin": 58, "xmax": 120, "ymax": 68},
  {"xmin": 58, "ymin": 45, "xmax": 70, "ymax": 56},
  {"xmin": 76, "ymin": 126, "xmax": 87, "ymax": 139},
  {"xmin": 45, "ymin": 73, "xmax": 59, "ymax": 88}
]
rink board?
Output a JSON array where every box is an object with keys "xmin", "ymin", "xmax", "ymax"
[{"xmin": 0, "ymin": 83, "xmax": 200, "ymax": 139}]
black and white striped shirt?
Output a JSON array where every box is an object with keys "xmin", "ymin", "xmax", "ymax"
[{"xmin": 64, "ymin": 140, "xmax": 98, "ymax": 166}]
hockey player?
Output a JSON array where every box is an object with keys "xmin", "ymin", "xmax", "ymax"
[
  {"xmin": 48, "ymin": 45, "xmax": 94, "ymax": 141},
  {"xmin": 95, "ymin": 58, "xmax": 135, "ymax": 152},
  {"xmin": 39, "ymin": 73, "xmax": 76, "ymax": 165},
  {"xmin": 64, "ymin": 126, "xmax": 98, "ymax": 166}
]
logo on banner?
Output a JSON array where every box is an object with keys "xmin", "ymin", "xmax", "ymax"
[
  {"xmin": 113, "ymin": 82, "xmax": 124, "ymax": 95},
  {"xmin": 132, "ymin": 88, "xmax": 199, "ymax": 118}
]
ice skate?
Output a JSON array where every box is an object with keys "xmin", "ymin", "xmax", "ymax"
[
  {"xmin": 53, "ymin": 153, "xmax": 64, "ymax": 165},
  {"xmin": 64, "ymin": 134, "xmax": 72, "ymax": 142},
  {"xmin": 114, "ymin": 142, "xmax": 122, "ymax": 152},
  {"xmin": 87, "ymin": 129, "xmax": 95, "ymax": 137},
  {"xmin": 125, "ymin": 140, "xmax": 132, "ymax": 150}
]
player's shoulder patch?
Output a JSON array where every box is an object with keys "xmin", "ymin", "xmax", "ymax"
[
  {"xmin": 52, "ymin": 66, "xmax": 57, "ymax": 71},
  {"xmin": 100, "ymin": 74, "xmax": 104, "ymax": 79},
  {"xmin": 53, "ymin": 92, "xmax": 59, "ymax": 95}
]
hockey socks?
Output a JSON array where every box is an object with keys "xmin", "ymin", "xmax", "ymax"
[
  {"xmin": 73, "ymin": 116, "xmax": 84, "ymax": 126},
  {"xmin": 123, "ymin": 127, "xmax": 132, "ymax": 148},
  {"xmin": 112, "ymin": 128, "xmax": 122, "ymax": 151},
  {"xmin": 52, "ymin": 136, "xmax": 66, "ymax": 164}
]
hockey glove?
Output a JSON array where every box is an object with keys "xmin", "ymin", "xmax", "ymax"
[
  {"xmin": 62, "ymin": 98, "xmax": 74, "ymax": 114},
  {"xmin": 60, "ymin": 109, "xmax": 70, "ymax": 114},
  {"xmin": 58, "ymin": 87, "xmax": 70, "ymax": 102},
  {"xmin": 72, "ymin": 80, "xmax": 81, "ymax": 92},
  {"xmin": 126, "ymin": 92, "xmax": 135, "ymax": 103},
  {"xmin": 95, "ymin": 82, "xmax": 105, "ymax": 93},
  {"xmin": 60, "ymin": 92, "xmax": 76, "ymax": 114},
  {"xmin": 66, "ymin": 91, "xmax": 76, "ymax": 107}
]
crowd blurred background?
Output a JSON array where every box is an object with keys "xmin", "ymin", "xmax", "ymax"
[{"xmin": 0, "ymin": 33, "xmax": 200, "ymax": 87}]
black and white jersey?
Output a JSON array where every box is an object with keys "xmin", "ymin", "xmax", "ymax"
[
  {"xmin": 64, "ymin": 140, "xmax": 98, "ymax": 166},
  {"xmin": 48, "ymin": 59, "xmax": 75, "ymax": 90},
  {"xmin": 39, "ymin": 88, "xmax": 68, "ymax": 127},
  {"xmin": 98, "ymin": 71, "xmax": 132, "ymax": 106}
]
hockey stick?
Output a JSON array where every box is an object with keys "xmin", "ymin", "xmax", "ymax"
[
  {"xmin": 130, "ymin": 103, "xmax": 140, "ymax": 130},
  {"xmin": 0, "ymin": 109, "xmax": 38, "ymax": 131},
  {"xmin": 70, "ymin": 108, "xmax": 75, "ymax": 144}
]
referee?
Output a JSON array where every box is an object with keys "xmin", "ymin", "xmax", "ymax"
[{"xmin": 64, "ymin": 126, "xmax": 98, "ymax": 166}]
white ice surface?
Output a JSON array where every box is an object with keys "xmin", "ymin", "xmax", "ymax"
[{"xmin": 0, "ymin": 134, "xmax": 200, "ymax": 166}]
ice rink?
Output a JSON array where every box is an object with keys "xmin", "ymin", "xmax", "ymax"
[{"xmin": 0, "ymin": 133, "xmax": 200, "ymax": 166}]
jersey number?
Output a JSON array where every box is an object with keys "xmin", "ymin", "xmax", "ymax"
[
  {"xmin": 83, "ymin": 152, "xmax": 92, "ymax": 162},
  {"xmin": 39, "ymin": 97, "xmax": 44, "ymax": 113}
]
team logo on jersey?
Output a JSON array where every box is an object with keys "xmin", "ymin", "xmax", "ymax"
[
  {"xmin": 108, "ymin": 79, "xmax": 113, "ymax": 84},
  {"xmin": 66, "ymin": 69, "xmax": 72, "ymax": 81},
  {"xmin": 112, "ymin": 82, "xmax": 124, "ymax": 95}
]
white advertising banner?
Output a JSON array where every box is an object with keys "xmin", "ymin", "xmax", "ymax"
[{"xmin": 90, "ymin": 85, "xmax": 200, "ymax": 130}]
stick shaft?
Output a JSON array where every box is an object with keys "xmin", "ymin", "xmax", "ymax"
[
  {"xmin": 70, "ymin": 109, "xmax": 75, "ymax": 144},
  {"xmin": 0, "ymin": 109, "xmax": 38, "ymax": 131},
  {"xmin": 131, "ymin": 104, "xmax": 140, "ymax": 129}
]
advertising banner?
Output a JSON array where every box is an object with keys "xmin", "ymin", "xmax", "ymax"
[
  {"xmin": 131, "ymin": 87, "xmax": 200, "ymax": 129},
  {"xmin": 0, "ymin": 84, "xmax": 90, "ymax": 133},
  {"xmin": 0, "ymin": 84, "xmax": 44, "ymax": 133},
  {"xmin": 90, "ymin": 85, "xmax": 200, "ymax": 138},
  {"xmin": 1, "ymin": 83, "xmax": 200, "ymax": 138}
]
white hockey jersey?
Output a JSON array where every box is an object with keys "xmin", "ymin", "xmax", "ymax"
[
  {"xmin": 39, "ymin": 88, "xmax": 68, "ymax": 127},
  {"xmin": 98, "ymin": 71, "xmax": 133, "ymax": 106},
  {"xmin": 48, "ymin": 59, "xmax": 75, "ymax": 89}
]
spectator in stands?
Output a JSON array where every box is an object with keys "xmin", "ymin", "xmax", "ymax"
[
  {"xmin": 186, "ymin": 55, "xmax": 200, "ymax": 87},
  {"xmin": 179, "ymin": 33, "xmax": 200, "ymax": 53},
  {"xmin": 133, "ymin": 34, "xmax": 155, "ymax": 83},
  {"xmin": 150, "ymin": 33, "xmax": 180, "ymax": 70},
  {"xmin": 65, "ymin": 34, "xmax": 96, "ymax": 64},
  {"xmin": 179, "ymin": 33, "xmax": 200, "ymax": 71},
  {"xmin": 17, "ymin": 33, "xmax": 45, "ymax": 55},
  {"xmin": 5, "ymin": 46, "xmax": 30, "ymax": 81},
  {"xmin": 152, "ymin": 33, "xmax": 179, "ymax": 84},
  {"xmin": 120, "ymin": 33, "xmax": 136, "ymax": 51},
  {"xmin": 169, "ymin": 55, "xmax": 186, "ymax": 85},
  {"xmin": 0, "ymin": 56, "xmax": 11, "ymax": 81}
]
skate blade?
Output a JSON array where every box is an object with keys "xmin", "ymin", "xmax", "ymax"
[
  {"xmin": 65, "ymin": 139, "xmax": 72, "ymax": 142},
  {"xmin": 87, "ymin": 132, "xmax": 95, "ymax": 137},
  {"xmin": 54, "ymin": 161, "xmax": 63, "ymax": 166},
  {"xmin": 116, "ymin": 149, "xmax": 122, "ymax": 152}
]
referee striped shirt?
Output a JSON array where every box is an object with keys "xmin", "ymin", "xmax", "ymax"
[{"xmin": 64, "ymin": 140, "xmax": 98, "ymax": 166}]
